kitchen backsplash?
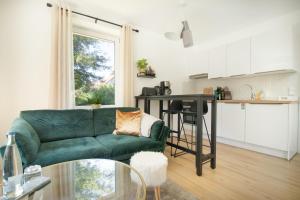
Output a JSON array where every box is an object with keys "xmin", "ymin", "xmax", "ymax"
[{"xmin": 191, "ymin": 72, "xmax": 299, "ymax": 100}]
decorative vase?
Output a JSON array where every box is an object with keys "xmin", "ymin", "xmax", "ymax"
[
  {"xmin": 2, "ymin": 132, "xmax": 23, "ymax": 198},
  {"xmin": 91, "ymin": 104, "xmax": 101, "ymax": 109}
]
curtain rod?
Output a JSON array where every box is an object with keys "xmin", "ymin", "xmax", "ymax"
[{"xmin": 46, "ymin": 3, "xmax": 139, "ymax": 33}]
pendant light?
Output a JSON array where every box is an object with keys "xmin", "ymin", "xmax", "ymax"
[
  {"xmin": 180, "ymin": 20, "xmax": 193, "ymax": 47},
  {"xmin": 164, "ymin": 1, "xmax": 193, "ymax": 48}
]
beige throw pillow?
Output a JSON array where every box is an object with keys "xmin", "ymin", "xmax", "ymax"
[{"xmin": 115, "ymin": 110, "xmax": 142, "ymax": 136}]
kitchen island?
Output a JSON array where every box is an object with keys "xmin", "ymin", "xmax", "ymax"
[{"xmin": 135, "ymin": 94, "xmax": 217, "ymax": 176}]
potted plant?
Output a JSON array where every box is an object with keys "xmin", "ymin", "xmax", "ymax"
[
  {"xmin": 87, "ymin": 91, "xmax": 102, "ymax": 109},
  {"xmin": 136, "ymin": 58, "xmax": 148, "ymax": 75}
]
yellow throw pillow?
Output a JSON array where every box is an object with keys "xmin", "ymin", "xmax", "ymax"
[{"xmin": 115, "ymin": 110, "xmax": 142, "ymax": 136}]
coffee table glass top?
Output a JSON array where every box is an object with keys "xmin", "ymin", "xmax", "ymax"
[{"xmin": 34, "ymin": 159, "xmax": 146, "ymax": 200}]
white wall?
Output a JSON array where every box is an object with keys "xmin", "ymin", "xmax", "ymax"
[
  {"xmin": 134, "ymin": 30, "xmax": 190, "ymax": 96},
  {"xmin": 0, "ymin": 0, "xmax": 189, "ymax": 141},
  {"xmin": 133, "ymin": 29, "xmax": 192, "ymax": 120},
  {"xmin": 0, "ymin": 0, "xmax": 52, "ymax": 142},
  {"xmin": 191, "ymin": 73, "xmax": 299, "ymax": 100}
]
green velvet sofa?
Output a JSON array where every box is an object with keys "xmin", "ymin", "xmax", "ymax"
[{"xmin": 4, "ymin": 107, "xmax": 170, "ymax": 168}]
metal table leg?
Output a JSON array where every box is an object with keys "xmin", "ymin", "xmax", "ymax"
[
  {"xmin": 196, "ymin": 98, "xmax": 203, "ymax": 176},
  {"xmin": 167, "ymin": 100, "xmax": 171, "ymax": 127},
  {"xmin": 159, "ymin": 100, "xmax": 163, "ymax": 120},
  {"xmin": 147, "ymin": 99, "xmax": 151, "ymax": 114},
  {"xmin": 143, "ymin": 98, "xmax": 148, "ymax": 113},
  {"xmin": 135, "ymin": 98, "xmax": 139, "ymax": 108},
  {"xmin": 211, "ymin": 99, "xmax": 217, "ymax": 169}
]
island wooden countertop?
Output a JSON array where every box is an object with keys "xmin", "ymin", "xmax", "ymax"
[{"xmin": 216, "ymin": 99, "xmax": 298, "ymax": 104}]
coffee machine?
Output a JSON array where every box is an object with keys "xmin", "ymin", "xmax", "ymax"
[{"xmin": 160, "ymin": 81, "xmax": 172, "ymax": 95}]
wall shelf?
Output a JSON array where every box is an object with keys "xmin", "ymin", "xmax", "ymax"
[{"xmin": 137, "ymin": 74, "xmax": 156, "ymax": 79}]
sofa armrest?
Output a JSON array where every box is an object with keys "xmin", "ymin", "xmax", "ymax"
[
  {"xmin": 9, "ymin": 118, "xmax": 41, "ymax": 165},
  {"xmin": 150, "ymin": 121, "xmax": 170, "ymax": 143},
  {"xmin": 158, "ymin": 126, "xmax": 171, "ymax": 145}
]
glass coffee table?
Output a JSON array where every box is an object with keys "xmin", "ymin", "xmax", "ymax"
[{"xmin": 32, "ymin": 159, "xmax": 146, "ymax": 200}]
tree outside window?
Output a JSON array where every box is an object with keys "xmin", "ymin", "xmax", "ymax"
[{"xmin": 73, "ymin": 33, "xmax": 115, "ymax": 106}]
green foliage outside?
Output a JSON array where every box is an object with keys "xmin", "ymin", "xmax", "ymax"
[
  {"xmin": 73, "ymin": 34, "xmax": 115, "ymax": 106},
  {"xmin": 75, "ymin": 85, "xmax": 115, "ymax": 106},
  {"xmin": 74, "ymin": 161, "xmax": 114, "ymax": 199}
]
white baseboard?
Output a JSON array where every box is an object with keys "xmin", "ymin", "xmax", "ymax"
[
  {"xmin": 216, "ymin": 137, "xmax": 289, "ymax": 159},
  {"xmin": 183, "ymin": 129, "xmax": 296, "ymax": 160}
]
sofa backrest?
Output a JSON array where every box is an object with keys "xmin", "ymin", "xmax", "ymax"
[
  {"xmin": 93, "ymin": 107, "xmax": 139, "ymax": 136},
  {"xmin": 20, "ymin": 109, "xmax": 94, "ymax": 142}
]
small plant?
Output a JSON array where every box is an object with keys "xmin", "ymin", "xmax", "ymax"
[{"xmin": 136, "ymin": 58, "xmax": 148, "ymax": 73}]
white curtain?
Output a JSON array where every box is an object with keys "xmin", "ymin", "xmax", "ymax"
[
  {"xmin": 49, "ymin": 4, "xmax": 74, "ymax": 109},
  {"xmin": 121, "ymin": 25, "xmax": 134, "ymax": 107}
]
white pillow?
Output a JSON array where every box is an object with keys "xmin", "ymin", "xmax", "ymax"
[{"xmin": 140, "ymin": 113, "xmax": 161, "ymax": 137}]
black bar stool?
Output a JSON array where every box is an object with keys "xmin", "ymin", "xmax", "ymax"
[
  {"xmin": 182, "ymin": 100, "xmax": 211, "ymax": 150},
  {"xmin": 162, "ymin": 100, "xmax": 190, "ymax": 157}
]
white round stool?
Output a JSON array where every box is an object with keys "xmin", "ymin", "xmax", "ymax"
[{"xmin": 130, "ymin": 151, "xmax": 168, "ymax": 200}]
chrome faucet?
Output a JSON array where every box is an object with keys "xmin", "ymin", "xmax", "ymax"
[{"xmin": 244, "ymin": 84, "xmax": 255, "ymax": 100}]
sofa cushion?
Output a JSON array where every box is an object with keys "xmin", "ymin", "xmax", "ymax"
[
  {"xmin": 95, "ymin": 134, "xmax": 162, "ymax": 158},
  {"xmin": 9, "ymin": 118, "xmax": 40, "ymax": 165},
  {"xmin": 93, "ymin": 107, "xmax": 139, "ymax": 136},
  {"xmin": 32, "ymin": 137, "xmax": 109, "ymax": 167},
  {"xmin": 20, "ymin": 109, "xmax": 94, "ymax": 142}
]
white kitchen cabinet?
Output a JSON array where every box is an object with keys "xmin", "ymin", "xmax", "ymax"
[
  {"xmin": 215, "ymin": 102, "xmax": 298, "ymax": 159},
  {"xmin": 288, "ymin": 103, "xmax": 299, "ymax": 159},
  {"xmin": 203, "ymin": 103, "xmax": 222, "ymax": 137},
  {"xmin": 208, "ymin": 45, "xmax": 227, "ymax": 79},
  {"xmin": 185, "ymin": 46, "xmax": 209, "ymax": 76},
  {"xmin": 245, "ymin": 104, "xmax": 289, "ymax": 151},
  {"xmin": 252, "ymin": 26, "xmax": 296, "ymax": 73},
  {"xmin": 220, "ymin": 103, "xmax": 246, "ymax": 142},
  {"xmin": 227, "ymin": 38, "xmax": 251, "ymax": 76}
]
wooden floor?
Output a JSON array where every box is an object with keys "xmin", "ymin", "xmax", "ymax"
[{"xmin": 165, "ymin": 140, "xmax": 300, "ymax": 200}]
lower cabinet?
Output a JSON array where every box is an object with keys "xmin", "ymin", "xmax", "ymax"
[
  {"xmin": 203, "ymin": 103, "xmax": 222, "ymax": 137},
  {"xmin": 220, "ymin": 103, "xmax": 245, "ymax": 142},
  {"xmin": 216, "ymin": 103, "xmax": 298, "ymax": 160},
  {"xmin": 245, "ymin": 104, "xmax": 289, "ymax": 151}
]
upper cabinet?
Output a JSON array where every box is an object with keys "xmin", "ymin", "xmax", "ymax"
[
  {"xmin": 252, "ymin": 26, "xmax": 297, "ymax": 73},
  {"xmin": 208, "ymin": 45, "xmax": 227, "ymax": 79},
  {"xmin": 188, "ymin": 23, "xmax": 300, "ymax": 78},
  {"xmin": 226, "ymin": 38, "xmax": 251, "ymax": 76},
  {"xmin": 185, "ymin": 46, "xmax": 209, "ymax": 76}
]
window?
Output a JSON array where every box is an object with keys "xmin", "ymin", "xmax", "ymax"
[{"xmin": 73, "ymin": 30, "xmax": 118, "ymax": 107}]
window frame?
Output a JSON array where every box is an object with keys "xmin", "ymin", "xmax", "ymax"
[{"xmin": 72, "ymin": 26, "xmax": 121, "ymax": 108}]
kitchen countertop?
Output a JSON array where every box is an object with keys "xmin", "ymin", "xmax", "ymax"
[{"xmin": 216, "ymin": 99, "xmax": 298, "ymax": 104}]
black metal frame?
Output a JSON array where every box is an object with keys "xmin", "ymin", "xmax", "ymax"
[
  {"xmin": 163, "ymin": 112, "xmax": 190, "ymax": 157},
  {"xmin": 135, "ymin": 94, "xmax": 217, "ymax": 176},
  {"xmin": 46, "ymin": 3, "xmax": 139, "ymax": 32}
]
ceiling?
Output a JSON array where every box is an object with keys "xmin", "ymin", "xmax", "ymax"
[{"xmin": 65, "ymin": 0, "xmax": 300, "ymax": 44}]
